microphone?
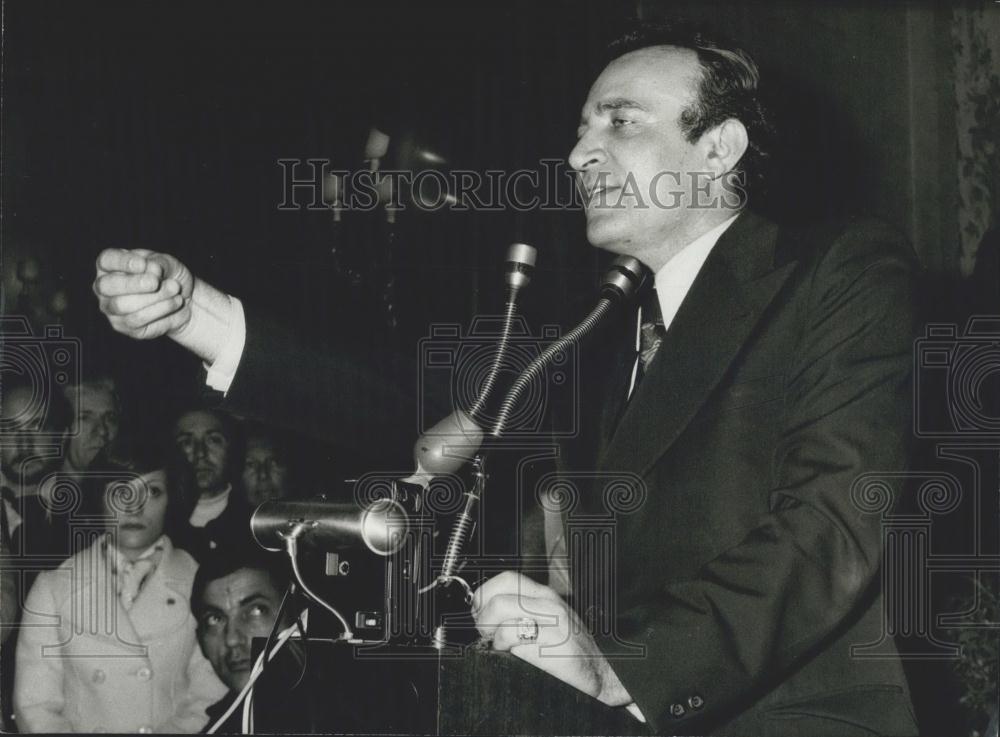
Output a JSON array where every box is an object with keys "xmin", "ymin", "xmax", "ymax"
[
  {"xmin": 434, "ymin": 254, "xmax": 647, "ymax": 601},
  {"xmin": 465, "ymin": 242, "xmax": 537, "ymax": 420},
  {"xmin": 402, "ymin": 243, "xmax": 536, "ymax": 487},
  {"xmin": 504, "ymin": 242, "xmax": 537, "ymax": 290},
  {"xmin": 251, "ymin": 498, "xmax": 409, "ymax": 556},
  {"xmin": 489, "ymin": 255, "xmax": 646, "ymax": 438},
  {"xmin": 600, "ymin": 255, "xmax": 646, "ymax": 302},
  {"xmin": 408, "ymin": 408, "xmax": 484, "ymax": 481}
]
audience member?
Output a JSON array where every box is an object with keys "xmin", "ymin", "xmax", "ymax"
[
  {"xmin": 14, "ymin": 447, "xmax": 226, "ymax": 733},
  {"xmin": 61, "ymin": 376, "xmax": 121, "ymax": 478},
  {"xmin": 171, "ymin": 407, "xmax": 251, "ymax": 560},
  {"xmin": 240, "ymin": 425, "xmax": 293, "ymax": 507},
  {"xmin": 190, "ymin": 550, "xmax": 295, "ymax": 733},
  {"xmin": 0, "ymin": 376, "xmax": 73, "ymax": 555},
  {"xmin": 0, "ymin": 375, "xmax": 74, "ymax": 729}
]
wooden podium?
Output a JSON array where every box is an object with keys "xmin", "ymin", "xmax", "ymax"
[
  {"xmin": 252, "ymin": 642, "xmax": 640, "ymax": 734},
  {"xmin": 437, "ymin": 649, "xmax": 640, "ymax": 735}
]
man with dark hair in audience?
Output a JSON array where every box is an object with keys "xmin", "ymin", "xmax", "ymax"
[
  {"xmin": 190, "ymin": 549, "xmax": 294, "ymax": 733},
  {"xmin": 171, "ymin": 406, "xmax": 251, "ymax": 561}
]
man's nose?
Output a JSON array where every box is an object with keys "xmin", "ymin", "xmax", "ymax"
[
  {"xmin": 191, "ymin": 438, "xmax": 208, "ymax": 460},
  {"xmin": 95, "ymin": 419, "xmax": 110, "ymax": 443},
  {"xmin": 568, "ymin": 131, "xmax": 605, "ymax": 173},
  {"xmin": 225, "ymin": 618, "xmax": 246, "ymax": 648}
]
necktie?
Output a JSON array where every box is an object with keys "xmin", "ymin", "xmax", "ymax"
[{"xmin": 636, "ymin": 288, "xmax": 666, "ymax": 384}]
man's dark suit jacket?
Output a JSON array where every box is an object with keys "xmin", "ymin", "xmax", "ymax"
[
  {"xmin": 221, "ymin": 310, "xmax": 434, "ymax": 470},
  {"xmin": 556, "ymin": 210, "xmax": 920, "ymax": 735},
  {"xmin": 219, "ymin": 210, "xmax": 920, "ymax": 736}
]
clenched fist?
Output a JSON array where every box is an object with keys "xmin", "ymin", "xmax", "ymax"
[{"xmin": 93, "ymin": 249, "xmax": 194, "ymax": 340}]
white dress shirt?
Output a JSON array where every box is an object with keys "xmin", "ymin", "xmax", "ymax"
[{"xmin": 204, "ymin": 297, "xmax": 246, "ymax": 394}]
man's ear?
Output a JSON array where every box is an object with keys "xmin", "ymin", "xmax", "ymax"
[{"xmin": 702, "ymin": 119, "xmax": 749, "ymax": 179}]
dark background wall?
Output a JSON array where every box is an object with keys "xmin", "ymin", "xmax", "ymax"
[
  {"xmin": 3, "ymin": 0, "xmax": 616, "ymax": 428},
  {"xmin": 638, "ymin": 0, "xmax": 960, "ymax": 273}
]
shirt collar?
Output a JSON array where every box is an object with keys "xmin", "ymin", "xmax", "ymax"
[{"xmin": 644, "ymin": 212, "xmax": 741, "ymax": 329}]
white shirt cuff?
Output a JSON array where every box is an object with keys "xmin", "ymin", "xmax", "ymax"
[
  {"xmin": 204, "ymin": 296, "xmax": 246, "ymax": 395},
  {"xmin": 625, "ymin": 702, "xmax": 647, "ymax": 723}
]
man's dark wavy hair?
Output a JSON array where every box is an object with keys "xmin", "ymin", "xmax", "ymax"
[
  {"xmin": 605, "ymin": 21, "xmax": 774, "ymax": 195},
  {"xmin": 190, "ymin": 545, "xmax": 290, "ymax": 621}
]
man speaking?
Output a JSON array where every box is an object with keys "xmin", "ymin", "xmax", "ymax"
[{"xmin": 94, "ymin": 22, "xmax": 919, "ymax": 736}]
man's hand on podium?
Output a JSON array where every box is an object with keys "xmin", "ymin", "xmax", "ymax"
[{"xmin": 472, "ymin": 571, "xmax": 633, "ymax": 709}]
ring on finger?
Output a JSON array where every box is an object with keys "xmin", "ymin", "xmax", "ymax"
[{"xmin": 516, "ymin": 617, "xmax": 539, "ymax": 643}]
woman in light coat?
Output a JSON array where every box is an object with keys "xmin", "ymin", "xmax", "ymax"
[{"xmin": 14, "ymin": 450, "xmax": 226, "ymax": 733}]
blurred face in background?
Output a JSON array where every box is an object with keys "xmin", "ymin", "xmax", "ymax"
[
  {"xmin": 103, "ymin": 469, "xmax": 168, "ymax": 559},
  {"xmin": 65, "ymin": 383, "xmax": 120, "ymax": 472},
  {"xmin": 1, "ymin": 384, "xmax": 62, "ymax": 486},
  {"xmin": 241, "ymin": 436, "xmax": 290, "ymax": 507},
  {"xmin": 174, "ymin": 410, "xmax": 231, "ymax": 498}
]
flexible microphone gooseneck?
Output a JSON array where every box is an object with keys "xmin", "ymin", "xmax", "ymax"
[
  {"xmin": 436, "ymin": 255, "xmax": 647, "ymax": 595},
  {"xmin": 466, "ymin": 243, "xmax": 537, "ymax": 422},
  {"xmin": 404, "ymin": 243, "xmax": 536, "ymax": 487},
  {"xmin": 489, "ymin": 255, "xmax": 646, "ymax": 438}
]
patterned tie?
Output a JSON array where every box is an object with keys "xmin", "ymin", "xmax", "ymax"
[{"xmin": 636, "ymin": 287, "xmax": 666, "ymax": 384}]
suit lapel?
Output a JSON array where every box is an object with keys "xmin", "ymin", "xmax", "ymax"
[
  {"xmin": 599, "ymin": 212, "xmax": 797, "ymax": 478},
  {"xmin": 594, "ymin": 314, "xmax": 639, "ymax": 462}
]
